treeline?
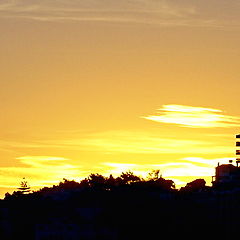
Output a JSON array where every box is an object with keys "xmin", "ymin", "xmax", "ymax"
[
  {"xmin": 1, "ymin": 171, "xmax": 240, "ymax": 239},
  {"xmin": 5, "ymin": 170, "xmax": 207, "ymax": 200}
]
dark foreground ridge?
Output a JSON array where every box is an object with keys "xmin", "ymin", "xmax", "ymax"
[{"xmin": 1, "ymin": 170, "xmax": 240, "ymax": 240}]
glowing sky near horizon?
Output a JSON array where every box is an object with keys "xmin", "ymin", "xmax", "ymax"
[{"xmin": 0, "ymin": 0, "xmax": 240, "ymax": 198}]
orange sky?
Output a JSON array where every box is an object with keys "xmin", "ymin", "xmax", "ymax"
[{"xmin": 0, "ymin": 0, "xmax": 240, "ymax": 198}]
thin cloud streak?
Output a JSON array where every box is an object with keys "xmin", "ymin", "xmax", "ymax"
[
  {"xmin": 154, "ymin": 156, "xmax": 234, "ymax": 178},
  {"xmin": 101, "ymin": 156, "xmax": 232, "ymax": 186},
  {"xmin": 183, "ymin": 157, "xmax": 233, "ymax": 166},
  {"xmin": 0, "ymin": 130, "xmax": 233, "ymax": 155},
  {"xmin": 143, "ymin": 104, "xmax": 240, "ymax": 128},
  {"xmin": 0, "ymin": 0, "xmax": 235, "ymax": 28},
  {"xmin": 101, "ymin": 160, "xmax": 216, "ymax": 183},
  {"xmin": 0, "ymin": 0, "xmax": 195, "ymax": 14},
  {"xmin": 58, "ymin": 130, "xmax": 232, "ymax": 155}
]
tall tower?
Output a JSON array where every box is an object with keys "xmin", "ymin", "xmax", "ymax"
[{"xmin": 236, "ymin": 134, "xmax": 240, "ymax": 167}]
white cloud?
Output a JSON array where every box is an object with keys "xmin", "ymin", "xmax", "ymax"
[
  {"xmin": 183, "ymin": 156, "xmax": 234, "ymax": 166},
  {"xmin": 143, "ymin": 105, "xmax": 240, "ymax": 128}
]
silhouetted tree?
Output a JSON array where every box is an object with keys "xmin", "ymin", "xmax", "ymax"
[
  {"xmin": 180, "ymin": 178, "xmax": 206, "ymax": 192},
  {"xmin": 120, "ymin": 171, "xmax": 141, "ymax": 184},
  {"xmin": 147, "ymin": 170, "xmax": 161, "ymax": 181},
  {"xmin": 4, "ymin": 192, "xmax": 11, "ymax": 200},
  {"xmin": 79, "ymin": 178, "xmax": 89, "ymax": 188},
  {"xmin": 58, "ymin": 178, "xmax": 80, "ymax": 190},
  {"xmin": 143, "ymin": 170, "xmax": 175, "ymax": 190},
  {"xmin": 88, "ymin": 173, "xmax": 106, "ymax": 189},
  {"xmin": 155, "ymin": 177, "xmax": 175, "ymax": 190},
  {"xmin": 105, "ymin": 174, "xmax": 117, "ymax": 189},
  {"xmin": 17, "ymin": 178, "xmax": 31, "ymax": 194}
]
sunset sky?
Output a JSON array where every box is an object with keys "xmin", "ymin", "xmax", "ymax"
[{"xmin": 1, "ymin": 0, "xmax": 240, "ymax": 198}]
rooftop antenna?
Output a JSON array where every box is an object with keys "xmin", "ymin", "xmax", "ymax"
[{"xmin": 236, "ymin": 134, "xmax": 240, "ymax": 167}]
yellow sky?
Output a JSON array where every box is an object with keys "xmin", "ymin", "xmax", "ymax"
[{"xmin": 0, "ymin": 0, "xmax": 240, "ymax": 198}]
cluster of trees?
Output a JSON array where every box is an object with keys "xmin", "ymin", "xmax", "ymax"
[
  {"xmin": 51, "ymin": 170, "xmax": 176, "ymax": 191},
  {"xmin": 4, "ymin": 170, "xmax": 209, "ymax": 202}
]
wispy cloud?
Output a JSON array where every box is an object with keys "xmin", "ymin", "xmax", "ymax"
[
  {"xmin": 161, "ymin": 157, "xmax": 234, "ymax": 179},
  {"xmin": 16, "ymin": 156, "xmax": 70, "ymax": 168},
  {"xmin": 183, "ymin": 156, "xmax": 232, "ymax": 166},
  {"xmin": 100, "ymin": 161, "xmax": 214, "ymax": 188},
  {"xmin": 0, "ymin": 0, "xmax": 195, "ymax": 14},
  {"xmin": 102, "ymin": 160, "xmax": 216, "ymax": 178},
  {"xmin": 0, "ymin": 0, "xmax": 224, "ymax": 27},
  {"xmin": 101, "ymin": 156, "xmax": 233, "ymax": 187},
  {"xmin": 143, "ymin": 105, "xmax": 240, "ymax": 128},
  {"xmin": 58, "ymin": 130, "xmax": 233, "ymax": 155},
  {"xmin": 0, "ymin": 129, "xmax": 233, "ymax": 155}
]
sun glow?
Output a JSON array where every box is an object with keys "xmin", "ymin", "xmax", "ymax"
[
  {"xmin": 1, "ymin": 0, "xmax": 240, "ymax": 199},
  {"xmin": 0, "ymin": 156, "xmax": 82, "ymax": 191}
]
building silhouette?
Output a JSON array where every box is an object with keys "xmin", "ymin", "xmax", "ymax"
[{"xmin": 212, "ymin": 134, "xmax": 240, "ymax": 188}]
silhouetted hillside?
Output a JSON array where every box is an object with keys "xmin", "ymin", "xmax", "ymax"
[{"xmin": 1, "ymin": 171, "xmax": 240, "ymax": 239}]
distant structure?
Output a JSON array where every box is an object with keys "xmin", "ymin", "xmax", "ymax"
[{"xmin": 212, "ymin": 134, "xmax": 240, "ymax": 188}]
